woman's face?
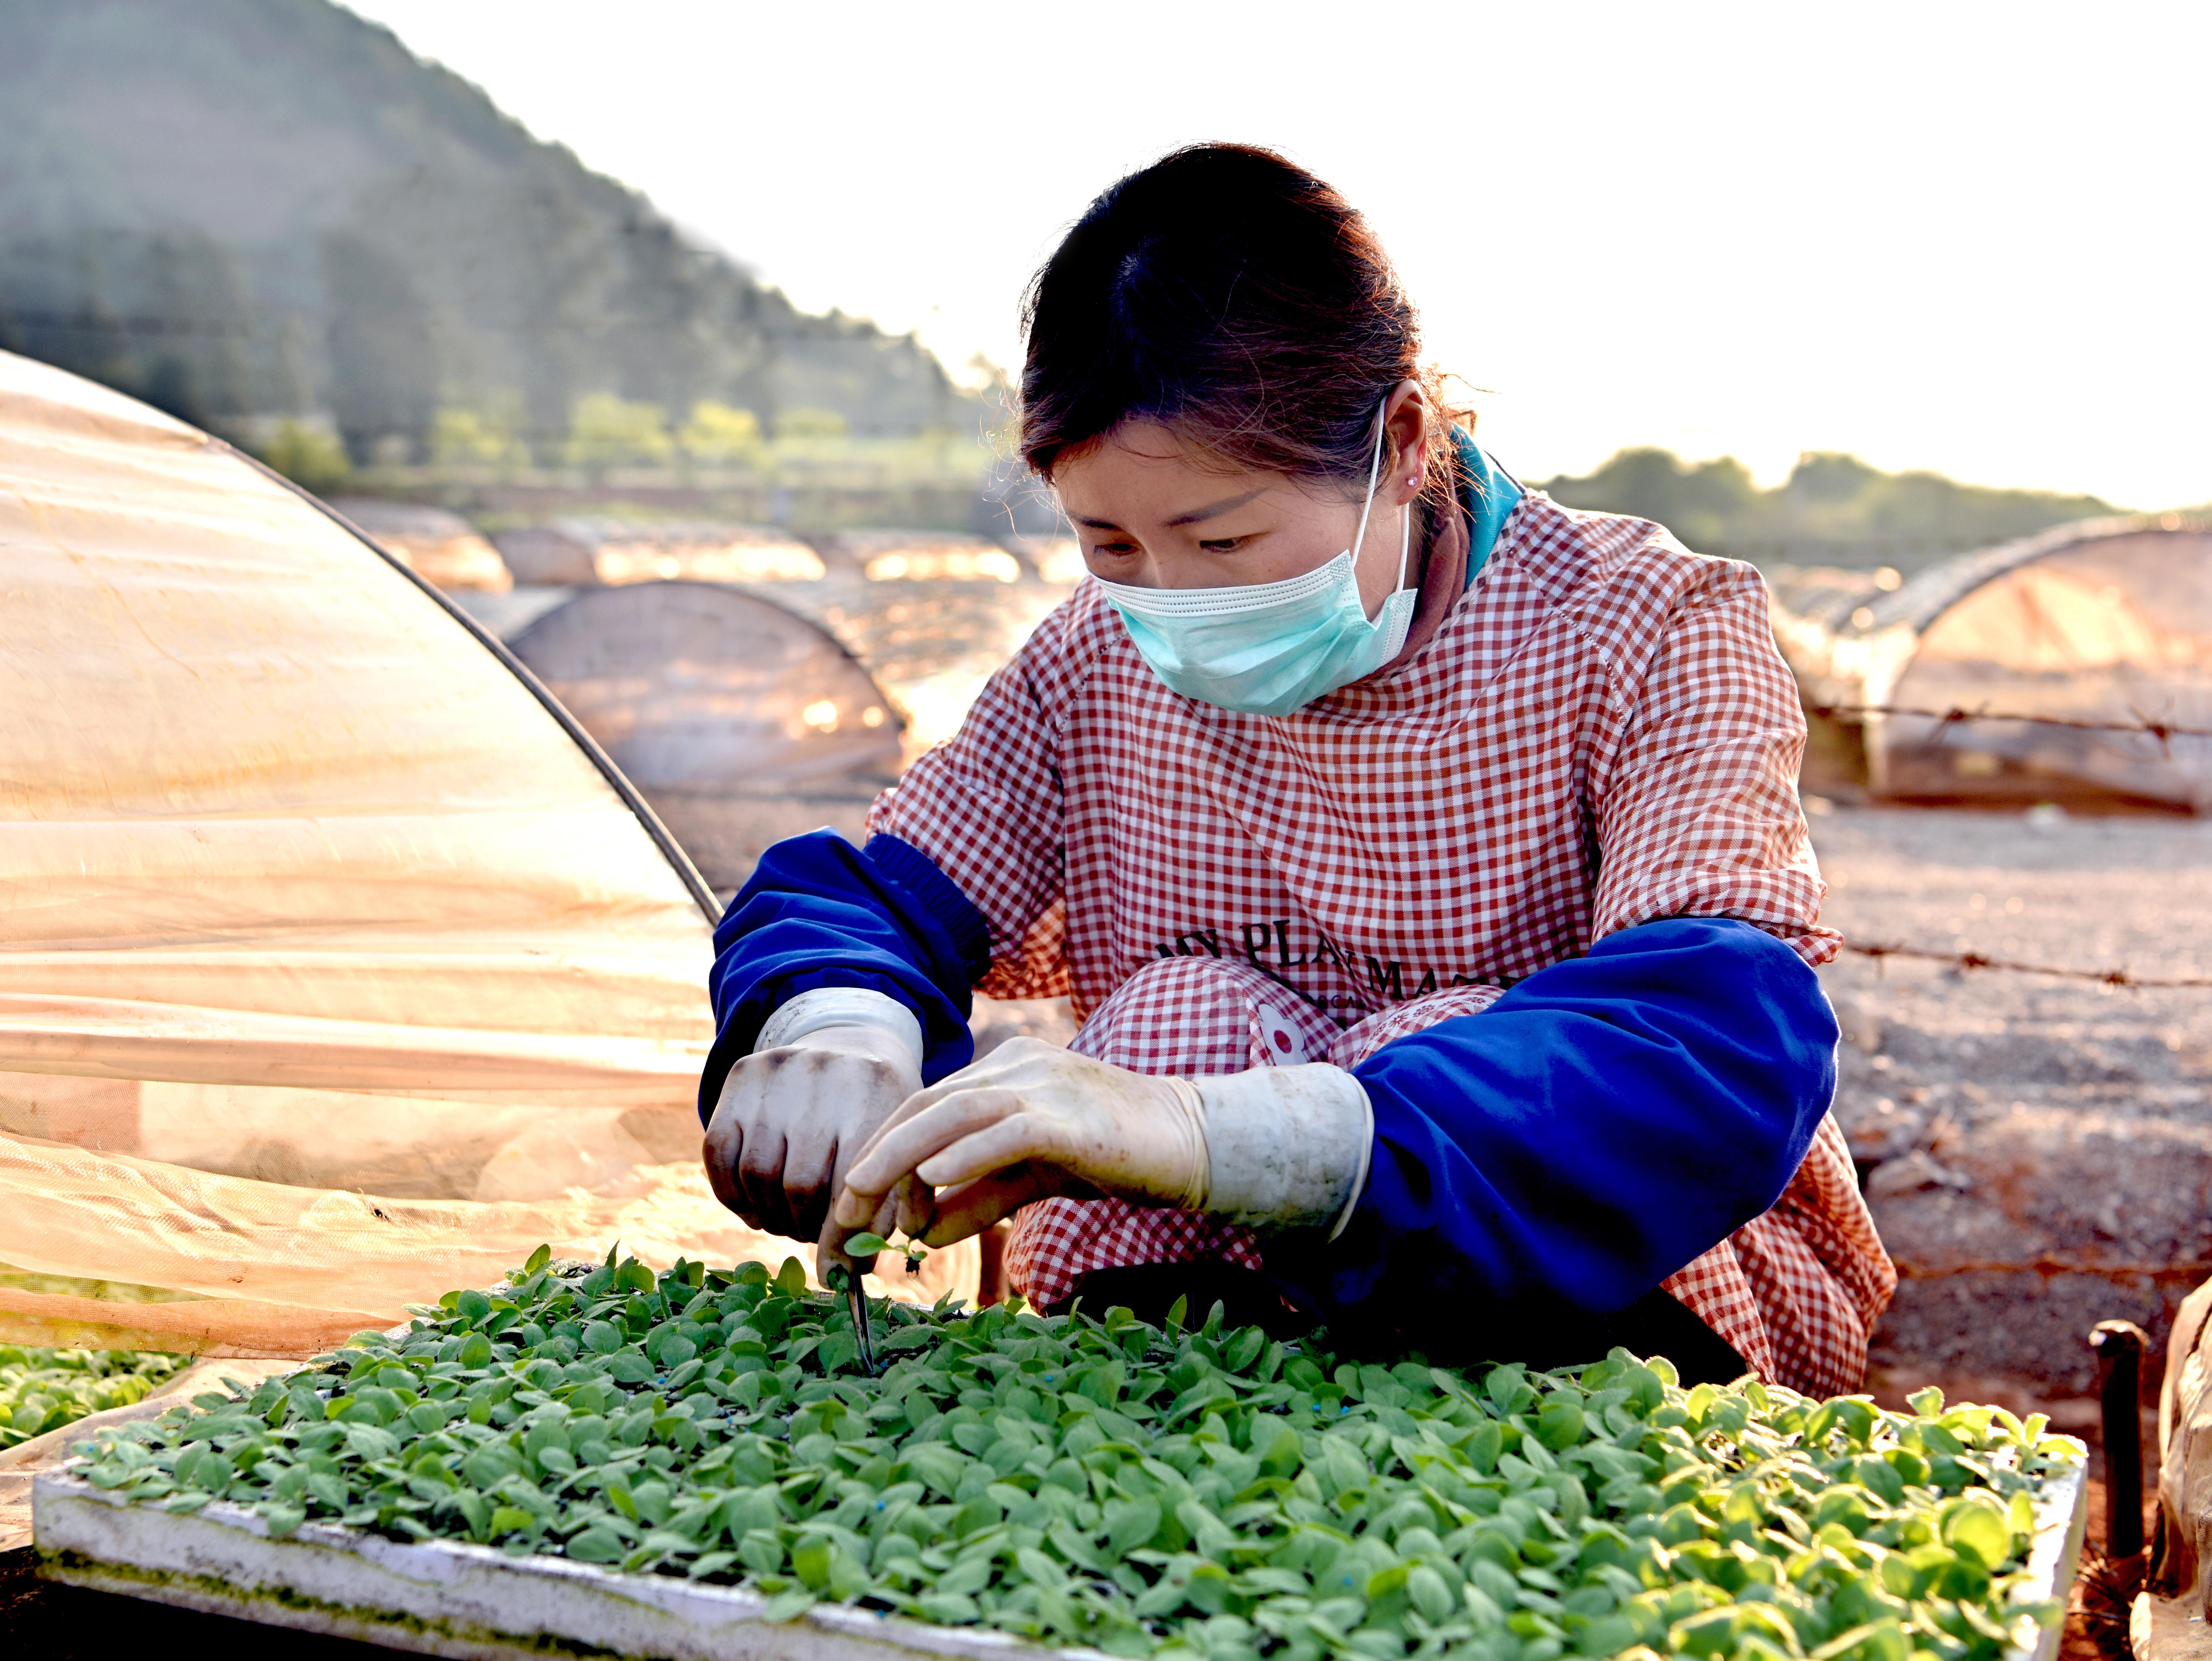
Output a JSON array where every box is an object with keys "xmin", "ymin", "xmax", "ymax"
[{"xmin": 1056, "ymin": 381, "xmax": 1429, "ymax": 615}]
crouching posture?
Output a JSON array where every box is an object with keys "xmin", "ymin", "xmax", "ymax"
[{"xmin": 698, "ymin": 145, "xmax": 1893, "ymax": 1394}]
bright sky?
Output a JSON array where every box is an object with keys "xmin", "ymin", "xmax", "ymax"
[{"xmin": 346, "ymin": 1, "xmax": 2209, "ymax": 508}]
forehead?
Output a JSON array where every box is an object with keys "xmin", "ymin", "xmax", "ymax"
[{"xmin": 1053, "ymin": 423, "xmax": 1294, "ymax": 523}]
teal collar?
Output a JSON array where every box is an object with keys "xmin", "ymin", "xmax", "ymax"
[{"xmin": 1454, "ymin": 426, "xmax": 1522, "ymax": 587}]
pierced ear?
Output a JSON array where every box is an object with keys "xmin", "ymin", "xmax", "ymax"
[{"xmin": 1401, "ymin": 445, "xmax": 1429, "ymax": 498}]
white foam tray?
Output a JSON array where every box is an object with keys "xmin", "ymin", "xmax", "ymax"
[
  {"xmin": 35, "ymin": 1458, "xmax": 2087, "ymax": 1661},
  {"xmin": 2017, "ymin": 1457, "xmax": 2089, "ymax": 1661},
  {"xmin": 35, "ymin": 1466, "xmax": 1092, "ymax": 1661}
]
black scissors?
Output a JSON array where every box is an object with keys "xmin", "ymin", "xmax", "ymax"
[{"xmin": 845, "ymin": 1265, "xmax": 879, "ymax": 1375}]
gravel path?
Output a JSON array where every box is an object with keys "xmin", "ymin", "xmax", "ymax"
[{"xmin": 1809, "ymin": 800, "xmax": 2212, "ymax": 1406}]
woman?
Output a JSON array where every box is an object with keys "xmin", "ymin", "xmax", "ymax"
[{"xmin": 700, "ymin": 144, "xmax": 1892, "ymax": 1394}]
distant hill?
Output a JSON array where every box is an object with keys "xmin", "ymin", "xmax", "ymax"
[
  {"xmin": 0, "ymin": 0, "xmax": 974, "ymax": 459},
  {"xmin": 1541, "ymin": 448, "xmax": 2120, "ymax": 571}
]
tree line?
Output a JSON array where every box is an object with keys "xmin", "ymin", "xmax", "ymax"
[{"xmin": 1540, "ymin": 448, "xmax": 2119, "ymax": 569}]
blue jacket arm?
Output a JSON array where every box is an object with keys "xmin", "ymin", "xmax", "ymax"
[
  {"xmin": 697, "ymin": 830, "xmax": 993, "ymax": 1124},
  {"xmin": 1271, "ymin": 915, "xmax": 1837, "ymax": 1332}
]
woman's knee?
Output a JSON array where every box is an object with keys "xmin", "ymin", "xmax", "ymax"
[{"xmin": 1070, "ymin": 955, "xmax": 1335, "ymax": 1075}]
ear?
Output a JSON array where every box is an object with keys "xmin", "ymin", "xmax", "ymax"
[{"xmin": 1381, "ymin": 379, "xmax": 1429, "ymax": 502}]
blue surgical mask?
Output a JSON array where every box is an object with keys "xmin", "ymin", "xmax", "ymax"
[{"xmin": 1095, "ymin": 403, "xmax": 1415, "ymax": 717}]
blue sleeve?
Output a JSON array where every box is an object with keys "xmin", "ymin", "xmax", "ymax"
[
  {"xmin": 1268, "ymin": 915, "xmax": 1837, "ymax": 1334},
  {"xmin": 696, "ymin": 830, "xmax": 993, "ymax": 1124}
]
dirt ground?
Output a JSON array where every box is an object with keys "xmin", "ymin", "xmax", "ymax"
[
  {"xmin": 1809, "ymin": 799, "xmax": 2212, "ymax": 1410},
  {"xmin": 2063, "ymin": 1474, "xmax": 2153, "ymax": 1661}
]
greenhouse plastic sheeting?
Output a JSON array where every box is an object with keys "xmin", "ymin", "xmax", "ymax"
[{"xmin": 0, "ymin": 351, "xmax": 974, "ymax": 1354}]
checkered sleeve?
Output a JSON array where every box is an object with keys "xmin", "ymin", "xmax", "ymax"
[
  {"xmin": 1587, "ymin": 556, "xmax": 1837, "ymax": 964},
  {"xmin": 867, "ymin": 597, "xmax": 1086, "ymax": 1002}
]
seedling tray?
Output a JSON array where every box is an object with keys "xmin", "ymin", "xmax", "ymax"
[
  {"xmin": 34, "ymin": 1465, "xmax": 1067, "ymax": 1661},
  {"xmin": 33, "ymin": 1458, "xmax": 2086, "ymax": 1661},
  {"xmin": 28, "ymin": 1254, "xmax": 2095, "ymax": 1661}
]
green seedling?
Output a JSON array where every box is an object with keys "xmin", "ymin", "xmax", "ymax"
[
  {"xmin": 1, "ymin": 1345, "xmax": 185, "ymax": 1447},
  {"xmin": 845, "ymin": 1231, "xmax": 930, "ymax": 1274},
  {"xmin": 76, "ymin": 1251, "xmax": 2080, "ymax": 1661}
]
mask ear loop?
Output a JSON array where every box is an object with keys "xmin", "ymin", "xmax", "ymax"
[
  {"xmin": 1347, "ymin": 400, "xmax": 1412, "ymax": 605},
  {"xmin": 1347, "ymin": 401, "xmax": 1387, "ymax": 571}
]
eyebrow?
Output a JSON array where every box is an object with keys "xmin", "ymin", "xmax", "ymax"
[{"xmin": 1074, "ymin": 486, "xmax": 1271, "ymax": 533}]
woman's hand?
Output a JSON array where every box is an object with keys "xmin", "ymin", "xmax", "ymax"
[
  {"xmin": 702, "ymin": 1022, "xmax": 921, "ymax": 1261},
  {"xmin": 830, "ymin": 1038, "xmax": 1210, "ymax": 1246}
]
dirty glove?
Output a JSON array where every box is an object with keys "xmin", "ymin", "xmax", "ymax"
[
  {"xmin": 702, "ymin": 987, "xmax": 923, "ymax": 1266},
  {"xmin": 830, "ymin": 1036, "xmax": 1372, "ymax": 1250}
]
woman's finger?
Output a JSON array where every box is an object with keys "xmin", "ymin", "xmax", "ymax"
[
  {"xmin": 888, "ymin": 1039, "xmax": 1064, "ymax": 1119},
  {"xmin": 827, "ymin": 1089, "xmax": 1000, "ymax": 1230},
  {"xmin": 701, "ymin": 1113, "xmax": 741, "ymax": 1205},
  {"xmin": 816, "ymin": 1185, "xmax": 902, "ymax": 1275},
  {"xmin": 911, "ymin": 1112, "xmax": 1084, "ymax": 1190},
  {"xmin": 891, "ymin": 1172, "xmax": 936, "ymax": 1242},
  {"xmin": 918, "ymin": 1165, "xmax": 1076, "ymax": 1246},
  {"xmin": 838, "ymin": 1086, "xmax": 1024, "ymax": 1207},
  {"xmin": 830, "ymin": 1064, "xmax": 993, "ymax": 1177},
  {"xmin": 737, "ymin": 1126, "xmax": 796, "ymax": 1238}
]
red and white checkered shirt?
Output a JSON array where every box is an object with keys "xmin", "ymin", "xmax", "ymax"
[{"xmin": 870, "ymin": 490, "xmax": 1893, "ymax": 1392}]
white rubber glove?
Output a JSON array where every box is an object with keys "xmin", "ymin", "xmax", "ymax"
[
  {"xmin": 701, "ymin": 988, "xmax": 924, "ymax": 1269},
  {"xmin": 831, "ymin": 1036, "xmax": 1372, "ymax": 1249}
]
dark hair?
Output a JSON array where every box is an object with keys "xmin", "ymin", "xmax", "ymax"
[{"xmin": 1019, "ymin": 144, "xmax": 1462, "ymax": 526}]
